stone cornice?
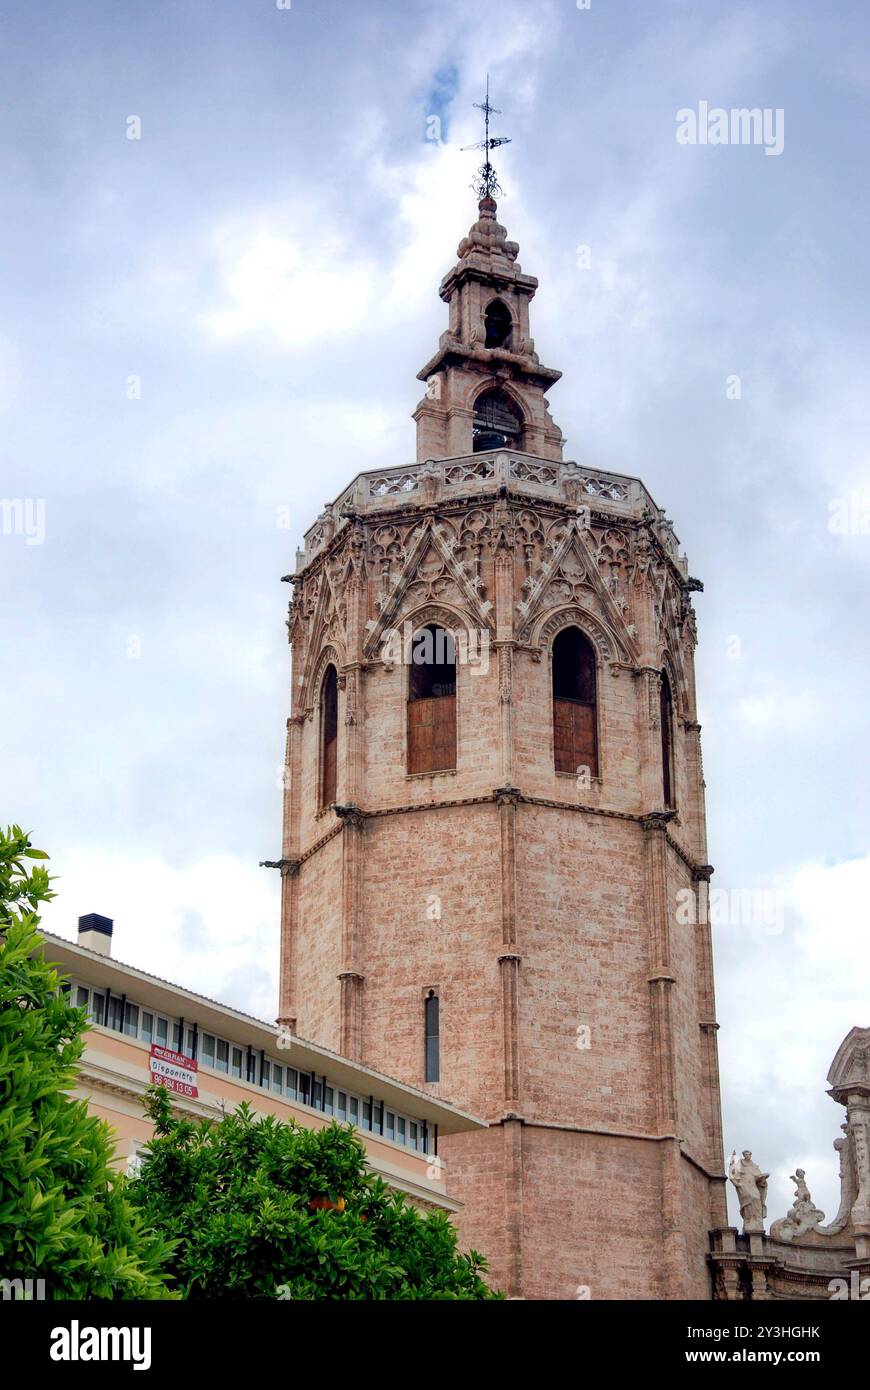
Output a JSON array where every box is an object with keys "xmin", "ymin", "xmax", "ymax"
[
  {"xmin": 295, "ymin": 794, "xmax": 712, "ymax": 882},
  {"xmin": 490, "ymin": 1114, "xmax": 725, "ymax": 1177}
]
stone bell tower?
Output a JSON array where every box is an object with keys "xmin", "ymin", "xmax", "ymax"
[{"xmin": 277, "ymin": 193, "xmax": 728, "ymax": 1300}]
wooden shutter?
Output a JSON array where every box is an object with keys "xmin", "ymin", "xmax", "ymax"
[
  {"xmin": 322, "ymin": 733, "xmax": 337, "ymax": 805},
  {"xmin": 321, "ymin": 666, "xmax": 338, "ymax": 806},
  {"xmin": 553, "ymin": 698, "xmax": 598, "ymax": 777},
  {"xmin": 408, "ymin": 695, "xmax": 456, "ymax": 774},
  {"xmin": 660, "ymin": 675, "xmax": 674, "ymax": 808}
]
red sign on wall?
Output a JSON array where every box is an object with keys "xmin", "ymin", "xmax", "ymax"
[{"xmin": 149, "ymin": 1044, "xmax": 198, "ymax": 1099}]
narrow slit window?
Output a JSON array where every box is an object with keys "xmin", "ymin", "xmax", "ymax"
[{"xmin": 424, "ymin": 990, "xmax": 440, "ymax": 1083}]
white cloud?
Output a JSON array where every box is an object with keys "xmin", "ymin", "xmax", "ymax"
[
  {"xmin": 718, "ymin": 854, "xmax": 870, "ymax": 1221},
  {"xmin": 733, "ymin": 690, "xmax": 820, "ymax": 732},
  {"xmin": 0, "ymin": 336, "xmax": 20, "ymax": 412},
  {"xmin": 40, "ymin": 846, "xmax": 281, "ymax": 1023},
  {"xmin": 199, "ymin": 224, "xmax": 375, "ymax": 351},
  {"xmin": 791, "ymin": 855, "xmax": 870, "ymax": 982}
]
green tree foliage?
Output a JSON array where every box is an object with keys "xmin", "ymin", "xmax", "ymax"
[
  {"xmin": 131, "ymin": 1086, "xmax": 499, "ymax": 1300},
  {"xmin": 0, "ymin": 825, "xmax": 175, "ymax": 1298}
]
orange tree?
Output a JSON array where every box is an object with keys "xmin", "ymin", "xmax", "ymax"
[
  {"xmin": 0, "ymin": 826, "xmax": 174, "ymax": 1298},
  {"xmin": 131, "ymin": 1085, "xmax": 500, "ymax": 1300}
]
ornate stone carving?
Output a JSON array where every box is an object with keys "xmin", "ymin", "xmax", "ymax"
[
  {"xmin": 498, "ymin": 645, "xmax": 512, "ymax": 705},
  {"xmin": 827, "ymin": 1025, "xmax": 870, "ymax": 1231},
  {"xmin": 371, "ymin": 524, "xmax": 405, "ymax": 575},
  {"xmin": 444, "ymin": 457, "xmax": 495, "ymax": 486},
  {"xmin": 629, "ymin": 527, "xmax": 659, "ymax": 593},
  {"xmin": 596, "ymin": 527, "xmax": 629, "ymax": 569},
  {"xmin": 579, "ymin": 474, "xmax": 628, "ymax": 501},
  {"xmin": 510, "ymin": 458, "xmax": 558, "ymax": 487},
  {"xmin": 818, "ymin": 1127, "xmax": 858, "ymax": 1235},
  {"xmin": 728, "ymin": 1150, "xmax": 769, "ymax": 1233},
  {"xmin": 770, "ymin": 1170, "xmax": 825, "ymax": 1243},
  {"xmin": 344, "ymin": 669, "xmax": 358, "ymax": 727},
  {"xmin": 370, "ymin": 472, "xmax": 418, "ymax": 496},
  {"xmin": 531, "ymin": 604, "xmax": 628, "ymax": 667}
]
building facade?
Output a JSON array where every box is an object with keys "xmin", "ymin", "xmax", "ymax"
[
  {"xmin": 278, "ymin": 195, "xmax": 728, "ymax": 1299},
  {"xmin": 43, "ymin": 917, "xmax": 485, "ymax": 1213},
  {"xmin": 714, "ymin": 1026, "xmax": 870, "ymax": 1300}
]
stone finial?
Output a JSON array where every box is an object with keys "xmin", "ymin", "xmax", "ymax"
[{"xmin": 455, "ymin": 198, "xmax": 520, "ymax": 269}]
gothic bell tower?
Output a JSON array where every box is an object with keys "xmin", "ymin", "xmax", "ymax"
[
  {"xmin": 278, "ymin": 187, "xmax": 728, "ymax": 1299},
  {"xmin": 413, "ymin": 194, "xmax": 564, "ymax": 463}
]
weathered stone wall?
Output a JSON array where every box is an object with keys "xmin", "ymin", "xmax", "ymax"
[{"xmin": 279, "ymin": 451, "xmax": 725, "ymax": 1298}]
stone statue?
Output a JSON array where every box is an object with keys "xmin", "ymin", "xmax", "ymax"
[
  {"xmin": 770, "ymin": 1168, "xmax": 825, "ymax": 1243},
  {"xmin": 729, "ymin": 1149, "xmax": 769, "ymax": 1233}
]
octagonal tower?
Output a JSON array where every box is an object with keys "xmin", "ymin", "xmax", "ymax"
[{"xmin": 277, "ymin": 197, "xmax": 728, "ymax": 1299}]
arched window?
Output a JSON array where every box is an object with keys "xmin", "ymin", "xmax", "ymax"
[
  {"xmin": 472, "ymin": 387, "xmax": 524, "ymax": 453},
  {"xmin": 407, "ymin": 624, "xmax": 456, "ymax": 775},
  {"xmin": 552, "ymin": 627, "xmax": 598, "ymax": 778},
  {"xmin": 660, "ymin": 669, "xmax": 675, "ymax": 808},
  {"xmin": 320, "ymin": 664, "xmax": 338, "ymax": 807},
  {"xmin": 484, "ymin": 298, "xmax": 512, "ymax": 350},
  {"xmin": 424, "ymin": 990, "xmax": 440, "ymax": 1083}
]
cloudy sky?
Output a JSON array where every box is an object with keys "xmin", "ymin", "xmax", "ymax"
[{"xmin": 2, "ymin": 0, "xmax": 868, "ymax": 1227}]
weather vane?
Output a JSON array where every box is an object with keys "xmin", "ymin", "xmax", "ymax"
[{"xmin": 462, "ymin": 74, "xmax": 511, "ymax": 201}]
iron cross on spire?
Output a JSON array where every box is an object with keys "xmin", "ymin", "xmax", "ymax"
[{"xmin": 462, "ymin": 74, "xmax": 511, "ymax": 201}]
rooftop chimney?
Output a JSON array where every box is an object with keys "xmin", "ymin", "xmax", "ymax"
[{"xmin": 77, "ymin": 913, "xmax": 113, "ymax": 957}]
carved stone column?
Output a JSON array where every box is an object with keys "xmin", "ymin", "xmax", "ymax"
[
  {"xmin": 643, "ymin": 809, "xmax": 687, "ymax": 1296},
  {"xmin": 499, "ymin": 952, "xmax": 521, "ymax": 1107},
  {"xmin": 637, "ymin": 666, "xmax": 665, "ymax": 811},
  {"xmin": 643, "ymin": 811, "xmax": 678, "ymax": 1131},
  {"xmin": 279, "ymin": 710, "xmax": 306, "ymax": 1025},
  {"xmin": 495, "ymin": 786, "xmax": 521, "ymax": 1109},
  {"xmin": 338, "ymin": 971, "xmax": 365, "ymax": 1059},
  {"xmin": 276, "ymin": 859, "xmax": 300, "ymax": 1033},
  {"xmin": 826, "ymin": 1028, "xmax": 870, "ymax": 1234},
  {"xmin": 493, "ymin": 513, "xmax": 515, "ymax": 788},
  {"xmin": 709, "ymin": 1228, "xmax": 743, "ymax": 1300},
  {"xmin": 684, "ymin": 720, "xmax": 707, "ymax": 864},
  {"xmin": 747, "ymin": 1234, "xmax": 774, "ymax": 1299},
  {"xmin": 848, "ymin": 1096, "xmax": 870, "ymax": 1231},
  {"xmin": 694, "ymin": 863, "xmax": 728, "ymax": 1226},
  {"xmin": 502, "ymin": 1115, "xmax": 525, "ymax": 1300},
  {"xmin": 335, "ymin": 803, "xmax": 366, "ymax": 1060}
]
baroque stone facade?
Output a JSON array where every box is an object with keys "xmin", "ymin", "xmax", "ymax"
[
  {"xmin": 714, "ymin": 1027, "xmax": 870, "ymax": 1300},
  {"xmin": 277, "ymin": 198, "xmax": 728, "ymax": 1299}
]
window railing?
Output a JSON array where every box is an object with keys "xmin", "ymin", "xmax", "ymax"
[{"xmin": 67, "ymin": 979, "xmax": 434, "ymax": 1157}]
